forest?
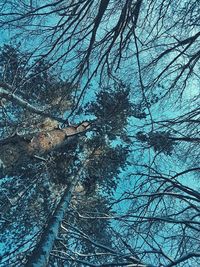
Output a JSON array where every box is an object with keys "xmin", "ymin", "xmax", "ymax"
[{"xmin": 0, "ymin": 1, "xmax": 199, "ymax": 266}]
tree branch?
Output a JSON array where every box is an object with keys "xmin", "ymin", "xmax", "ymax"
[
  {"xmin": 166, "ymin": 252, "xmax": 200, "ymax": 267},
  {"xmin": 0, "ymin": 82, "xmax": 65, "ymax": 123}
]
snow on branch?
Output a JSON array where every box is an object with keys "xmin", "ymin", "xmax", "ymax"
[{"xmin": 0, "ymin": 82, "xmax": 65, "ymax": 123}]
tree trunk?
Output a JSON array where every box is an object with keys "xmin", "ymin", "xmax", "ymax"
[
  {"xmin": 170, "ymin": 137, "xmax": 200, "ymax": 142},
  {"xmin": 0, "ymin": 121, "xmax": 90, "ymax": 172},
  {"xmin": 25, "ymin": 178, "xmax": 77, "ymax": 267}
]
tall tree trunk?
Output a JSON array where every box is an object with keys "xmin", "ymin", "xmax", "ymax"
[{"xmin": 25, "ymin": 178, "xmax": 77, "ymax": 267}]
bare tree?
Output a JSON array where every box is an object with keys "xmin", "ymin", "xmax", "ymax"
[{"xmin": 0, "ymin": 1, "xmax": 199, "ymax": 267}]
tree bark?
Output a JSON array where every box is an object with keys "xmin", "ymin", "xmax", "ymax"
[
  {"xmin": 0, "ymin": 121, "xmax": 91, "ymax": 172},
  {"xmin": 170, "ymin": 137, "xmax": 200, "ymax": 142},
  {"xmin": 0, "ymin": 82, "xmax": 65, "ymax": 123},
  {"xmin": 25, "ymin": 178, "xmax": 77, "ymax": 267}
]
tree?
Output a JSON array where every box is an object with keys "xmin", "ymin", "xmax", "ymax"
[
  {"xmin": 108, "ymin": 166, "xmax": 200, "ymax": 266},
  {"xmin": 0, "ymin": 45, "xmax": 137, "ymax": 266},
  {"xmin": 136, "ymin": 130, "xmax": 200, "ymax": 155},
  {"xmin": 0, "ymin": 1, "xmax": 200, "ymax": 267}
]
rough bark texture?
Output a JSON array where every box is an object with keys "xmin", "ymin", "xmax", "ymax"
[{"xmin": 0, "ymin": 121, "xmax": 90, "ymax": 171}]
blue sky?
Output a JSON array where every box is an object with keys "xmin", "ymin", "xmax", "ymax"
[{"xmin": 0, "ymin": 1, "xmax": 199, "ymax": 266}]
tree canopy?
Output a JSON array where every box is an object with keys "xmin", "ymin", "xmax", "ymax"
[{"xmin": 0, "ymin": 1, "xmax": 199, "ymax": 267}]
